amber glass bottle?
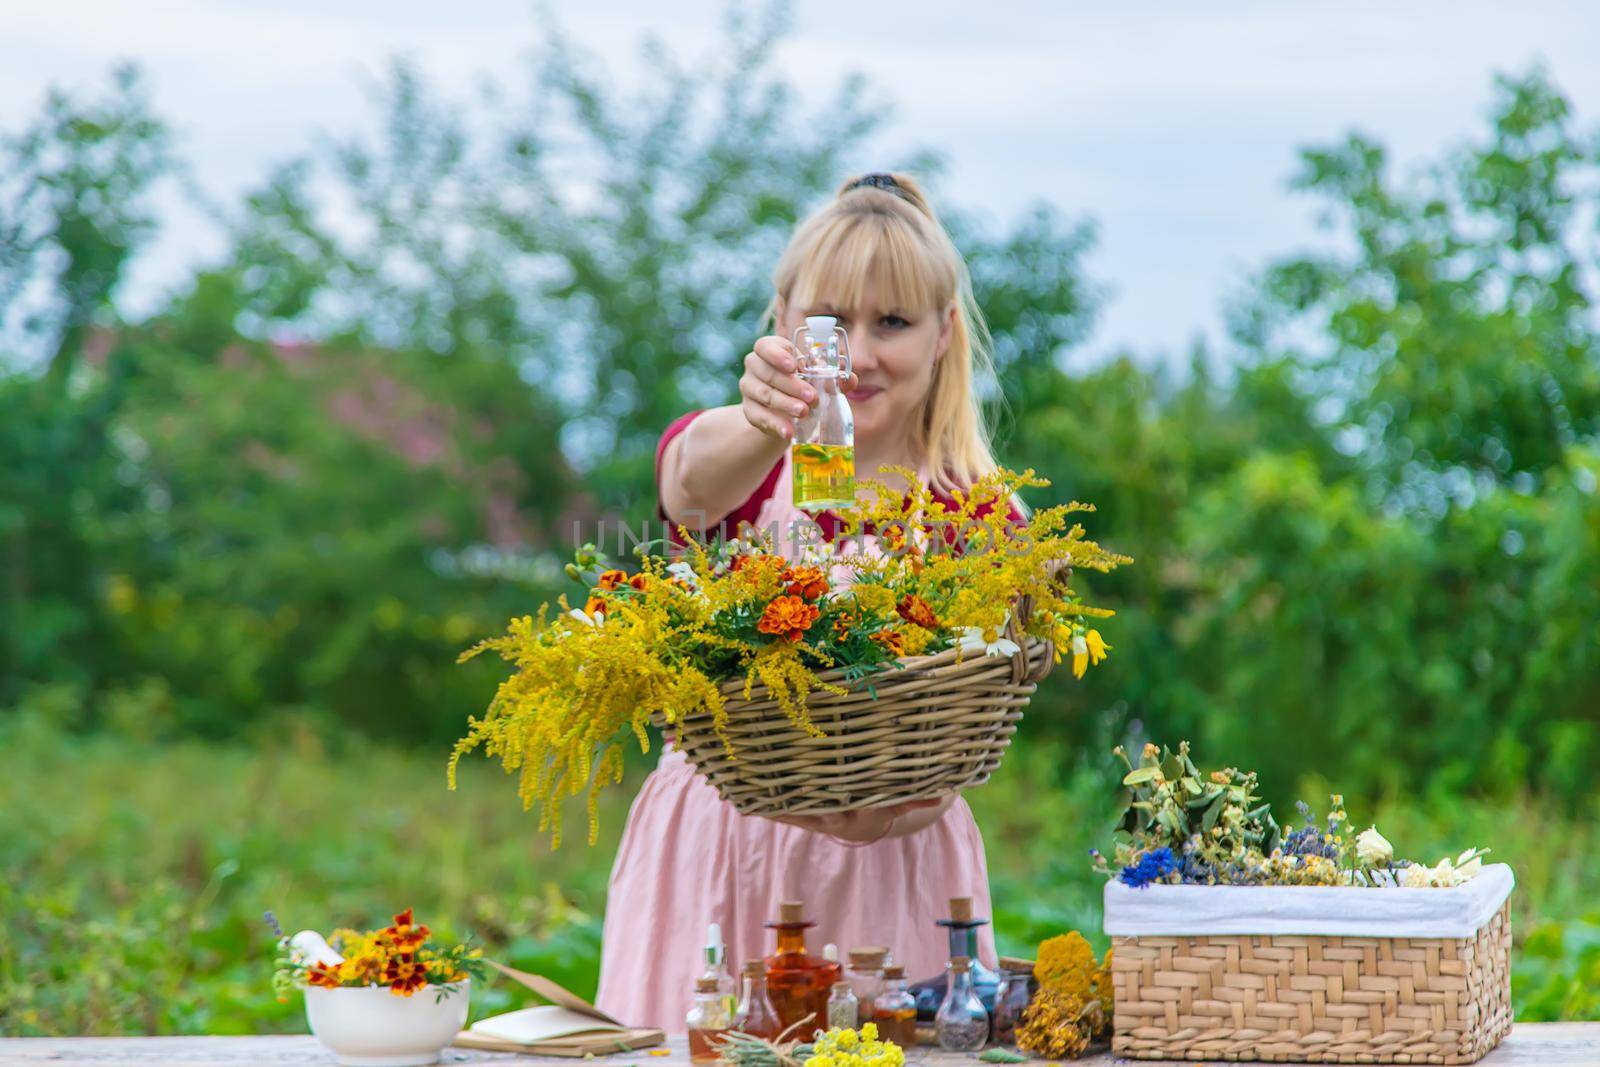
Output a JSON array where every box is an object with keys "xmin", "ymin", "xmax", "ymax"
[{"xmin": 763, "ymin": 900, "xmax": 840, "ymax": 1036}]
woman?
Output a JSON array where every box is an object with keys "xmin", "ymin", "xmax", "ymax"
[{"xmin": 595, "ymin": 172, "xmax": 1011, "ymax": 1030}]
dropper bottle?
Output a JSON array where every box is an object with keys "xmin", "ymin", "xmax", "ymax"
[{"xmin": 701, "ymin": 922, "xmax": 736, "ymax": 1018}]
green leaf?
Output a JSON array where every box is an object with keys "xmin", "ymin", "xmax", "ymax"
[
  {"xmin": 1122, "ymin": 766, "xmax": 1161, "ymax": 786},
  {"xmin": 1157, "ymin": 806, "xmax": 1186, "ymax": 839}
]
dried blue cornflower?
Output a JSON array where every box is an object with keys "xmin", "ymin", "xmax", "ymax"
[{"xmin": 1119, "ymin": 847, "xmax": 1178, "ymax": 888}]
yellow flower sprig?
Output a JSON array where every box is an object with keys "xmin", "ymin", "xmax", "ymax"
[{"xmin": 803, "ymin": 1022, "xmax": 905, "ymax": 1067}]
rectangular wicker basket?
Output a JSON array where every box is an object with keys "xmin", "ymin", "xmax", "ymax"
[{"xmin": 1106, "ymin": 866, "xmax": 1515, "ymax": 1064}]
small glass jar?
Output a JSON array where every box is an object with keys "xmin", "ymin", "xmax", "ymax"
[
  {"xmin": 845, "ymin": 947, "xmax": 887, "ymax": 1027},
  {"xmin": 990, "ymin": 956, "xmax": 1037, "ymax": 1046},
  {"xmin": 935, "ymin": 956, "xmax": 989, "ymax": 1052},
  {"xmin": 826, "ymin": 979, "xmax": 858, "ymax": 1030}
]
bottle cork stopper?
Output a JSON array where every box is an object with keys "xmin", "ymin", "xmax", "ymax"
[
  {"xmin": 849, "ymin": 946, "xmax": 889, "ymax": 968},
  {"xmin": 779, "ymin": 900, "xmax": 806, "ymax": 923},
  {"xmin": 998, "ymin": 955, "xmax": 1036, "ymax": 973},
  {"xmin": 743, "ymin": 959, "xmax": 766, "ymax": 976},
  {"xmin": 882, "ymin": 964, "xmax": 905, "ymax": 979},
  {"xmin": 948, "ymin": 897, "xmax": 974, "ymax": 922},
  {"xmin": 696, "ymin": 976, "xmax": 720, "ymax": 993},
  {"xmin": 951, "ymin": 956, "xmax": 971, "ymax": 972}
]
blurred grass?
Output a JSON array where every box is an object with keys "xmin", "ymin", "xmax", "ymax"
[{"xmin": 2, "ymin": 705, "xmax": 1597, "ymax": 1034}]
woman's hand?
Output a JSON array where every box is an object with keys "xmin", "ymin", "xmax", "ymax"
[
  {"xmin": 740, "ymin": 335, "xmax": 858, "ymax": 441},
  {"xmin": 768, "ymin": 795, "xmax": 953, "ymax": 843}
]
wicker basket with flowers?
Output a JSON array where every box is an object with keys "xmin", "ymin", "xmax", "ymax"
[{"xmin": 449, "ymin": 466, "xmax": 1128, "ymax": 845}]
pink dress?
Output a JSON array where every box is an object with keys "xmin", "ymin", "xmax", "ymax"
[{"xmin": 592, "ymin": 414, "xmax": 1000, "ymax": 1031}]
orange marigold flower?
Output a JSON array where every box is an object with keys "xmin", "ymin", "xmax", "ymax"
[
  {"xmin": 383, "ymin": 952, "xmax": 429, "ymax": 996},
  {"xmin": 596, "ymin": 569, "xmax": 629, "ymax": 591},
  {"xmin": 584, "ymin": 595, "xmax": 608, "ymax": 617},
  {"xmin": 872, "ymin": 629, "xmax": 907, "ymax": 656},
  {"xmin": 757, "ymin": 595, "xmax": 820, "ymax": 643},
  {"xmin": 383, "ymin": 908, "xmax": 430, "ymax": 952},
  {"xmin": 305, "ymin": 961, "xmax": 344, "ymax": 989},
  {"xmin": 628, "ymin": 573, "xmax": 649, "ymax": 591},
  {"xmin": 781, "ymin": 565, "xmax": 828, "ymax": 600},
  {"xmin": 896, "ymin": 594, "xmax": 939, "ymax": 630}
]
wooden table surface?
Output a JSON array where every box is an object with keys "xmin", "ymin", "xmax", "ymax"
[{"xmin": 2, "ymin": 1026, "xmax": 1596, "ymax": 1066}]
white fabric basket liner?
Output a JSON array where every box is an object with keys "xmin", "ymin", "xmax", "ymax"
[{"xmin": 1104, "ymin": 863, "xmax": 1514, "ymax": 938}]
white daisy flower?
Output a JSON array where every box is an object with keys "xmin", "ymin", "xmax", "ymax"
[{"xmin": 957, "ymin": 626, "xmax": 1022, "ymax": 658}]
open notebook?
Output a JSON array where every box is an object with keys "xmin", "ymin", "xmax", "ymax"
[{"xmin": 451, "ymin": 960, "xmax": 666, "ymax": 1058}]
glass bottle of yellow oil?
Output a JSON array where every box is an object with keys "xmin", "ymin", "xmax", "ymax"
[{"xmin": 791, "ymin": 315, "xmax": 855, "ymax": 512}]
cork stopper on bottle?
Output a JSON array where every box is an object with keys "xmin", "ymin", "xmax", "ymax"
[
  {"xmin": 848, "ymin": 946, "xmax": 889, "ymax": 969},
  {"xmin": 950, "ymin": 956, "xmax": 972, "ymax": 972},
  {"xmin": 948, "ymin": 897, "xmax": 974, "ymax": 923},
  {"xmin": 998, "ymin": 955, "xmax": 1036, "ymax": 973},
  {"xmin": 696, "ymin": 976, "xmax": 721, "ymax": 993},
  {"xmin": 778, "ymin": 900, "xmax": 806, "ymax": 924},
  {"xmin": 882, "ymin": 964, "xmax": 905, "ymax": 979},
  {"xmin": 743, "ymin": 959, "xmax": 766, "ymax": 976}
]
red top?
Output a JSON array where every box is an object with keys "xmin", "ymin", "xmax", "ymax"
[{"xmin": 655, "ymin": 410, "xmax": 1021, "ymax": 544}]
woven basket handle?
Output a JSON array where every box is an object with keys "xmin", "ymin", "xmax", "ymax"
[{"xmin": 1005, "ymin": 559, "xmax": 1070, "ymax": 685}]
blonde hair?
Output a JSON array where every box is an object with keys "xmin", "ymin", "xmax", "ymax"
[{"xmin": 764, "ymin": 173, "xmax": 999, "ymax": 493}]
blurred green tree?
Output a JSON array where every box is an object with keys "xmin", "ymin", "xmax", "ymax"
[
  {"xmin": 1016, "ymin": 69, "xmax": 1600, "ymax": 800},
  {"xmin": 0, "ymin": 66, "xmax": 173, "ymax": 708}
]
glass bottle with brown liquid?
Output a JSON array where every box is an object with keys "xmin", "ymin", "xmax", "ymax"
[
  {"xmin": 763, "ymin": 900, "xmax": 840, "ymax": 1037},
  {"xmin": 687, "ymin": 976, "xmax": 732, "ymax": 1063},
  {"xmin": 732, "ymin": 959, "xmax": 782, "ymax": 1039},
  {"xmin": 870, "ymin": 964, "xmax": 918, "ymax": 1047}
]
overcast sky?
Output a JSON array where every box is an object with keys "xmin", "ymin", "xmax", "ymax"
[{"xmin": 4, "ymin": 1, "xmax": 1598, "ymax": 361}]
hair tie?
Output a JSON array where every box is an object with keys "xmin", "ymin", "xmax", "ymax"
[{"xmin": 845, "ymin": 173, "xmax": 910, "ymax": 201}]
